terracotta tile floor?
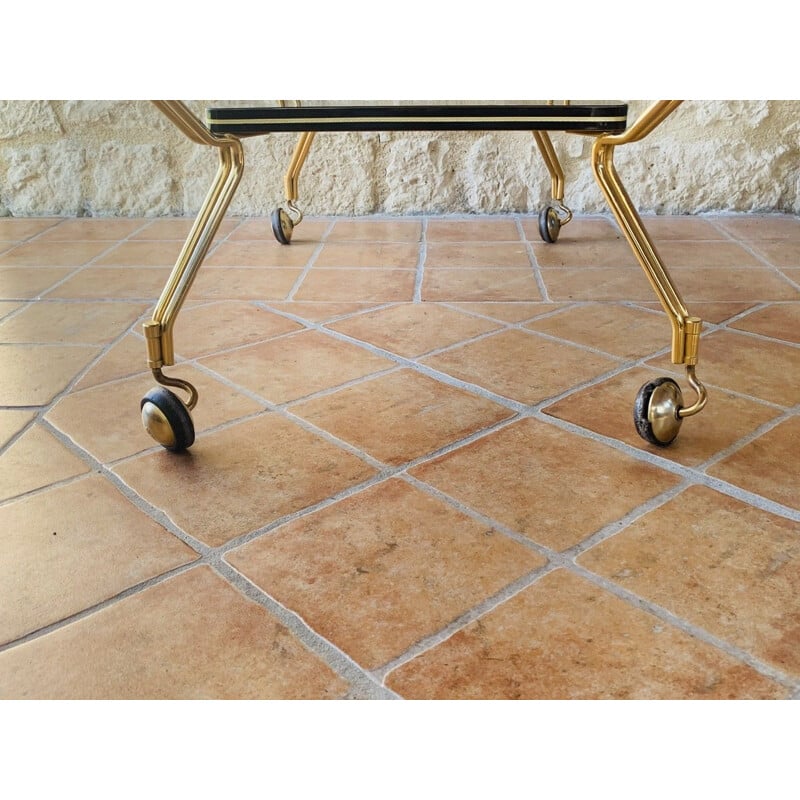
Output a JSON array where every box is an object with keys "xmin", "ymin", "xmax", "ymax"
[{"xmin": 1, "ymin": 212, "xmax": 798, "ymax": 700}]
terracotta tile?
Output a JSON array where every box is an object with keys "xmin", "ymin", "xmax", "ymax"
[
  {"xmin": 410, "ymin": 418, "xmax": 680, "ymax": 551},
  {"xmin": 265, "ymin": 301, "xmax": 385, "ymax": 322},
  {"xmin": 646, "ymin": 329, "xmax": 800, "ymax": 407},
  {"xmin": 425, "ymin": 243, "xmax": 530, "ymax": 268},
  {"xmin": 426, "ymin": 218, "xmax": 520, "ymax": 242},
  {"xmin": 748, "ymin": 240, "xmax": 800, "ymax": 269},
  {"xmin": 541, "ymin": 267, "xmax": 653, "ymax": 301},
  {"xmin": 131, "ymin": 217, "xmax": 239, "ymax": 240},
  {"xmin": 543, "ymin": 367, "xmax": 782, "ymax": 467},
  {"xmin": 0, "ymin": 218, "xmax": 59, "ymax": 241},
  {"xmin": 0, "ymin": 566, "xmax": 347, "ymax": 699},
  {"xmin": 230, "ymin": 217, "xmax": 331, "ymax": 242},
  {"xmin": 448, "ymin": 302, "xmax": 560, "ymax": 323},
  {"xmin": 386, "ymin": 569, "xmax": 785, "ymax": 699},
  {"xmin": 72, "ymin": 333, "xmax": 149, "ymax": 391},
  {"xmin": 543, "ymin": 267, "xmax": 798, "ymax": 303},
  {"xmin": 314, "ymin": 242, "xmax": 419, "ymax": 269},
  {"xmin": 172, "ymin": 301, "xmax": 304, "ymax": 359},
  {"xmin": 525, "ymin": 303, "xmax": 670, "ymax": 359},
  {"xmin": 0, "ymin": 344, "xmax": 100, "ymax": 405},
  {"xmin": 0, "ymin": 474, "xmax": 197, "ymax": 645},
  {"xmin": 190, "ymin": 267, "xmax": 302, "ymax": 301},
  {"xmin": 205, "ymin": 240, "xmax": 317, "ymax": 268},
  {"xmin": 640, "ymin": 215, "xmax": 728, "ymax": 240},
  {"xmin": 668, "ymin": 268, "xmax": 799, "ymax": 301},
  {"xmin": 421, "ymin": 329, "xmax": 618, "ymax": 405},
  {"xmin": 521, "ymin": 216, "xmax": 621, "ymax": 243},
  {"xmin": 653, "ymin": 240, "xmax": 764, "ymax": 268},
  {"xmin": 635, "ymin": 301, "xmax": 757, "ymax": 325},
  {"xmin": 200, "ymin": 330, "xmax": 393, "ymax": 404},
  {"xmin": 708, "ymin": 417, "xmax": 800, "ymax": 511},
  {"xmin": 0, "ymin": 267, "xmax": 76, "ymax": 300},
  {"xmin": 226, "ymin": 479, "xmax": 545, "ymax": 669},
  {"xmin": 292, "ymin": 369, "xmax": 514, "ymax": 465},
  {"xmin": 0, "ymin": 240, "xmax": 114, "ymax": 267},
  {"xmin": 114, "ymin": 414, "xmax": 377, "ymax": 547},
  {"xmin": 47, "ymin": 267, "xmax": 174, "ymax": 300},
  {"xmin": 532, "ymin": 239, "xmax": 639, "ymax": 268},
  {"xmin": 328, "ymin": 218, "xmax": 421, "ymax": 242},
  {"xmin": 0, "ymin": 424, "xmax": 90, "ymax": 501},
  {"xmin": 783, "ymin": 269, "xmax": 800, "ymax": 286},
  {"xmin": 47, "ymin": 366, "xmax": 263, "ymax": 463},
  {"xmin": 292, "ymin": 268, "xmax": 416, "ymax": 302},
  {"xmin": 327, "ymin": 302, "xmax": 501, "ymax": 357},
  {"xmin": 729, "ymin": 304, "xmax": 800, "ymax": 344},
  {"xmin": 0, "ymin": 301, "xmax": 24, "ymax": 320},
  {"xmin": 0, "ymin": 410, "xmax": 36, "ymax": 447},
  {"xmin": 578, "ymin": 486, "xmax": 800, "ymax": 676},
  {"xmin": 35, "ymin": 218, "xmax": 149, "ymax": 241},
  {"xmin": 93, "ymin": 240, "xmax": 184, "ymax": 267},
  {"xmin": 0, "ymin": 301, "xmax": 147, "ymax": 344},
  {"xmin": 422, "ymin": 268, "xmax": 542, "ymax": 301},
  {"xmin": 714, "ymin": 215, "xmax": 800, "ymax": 241}
]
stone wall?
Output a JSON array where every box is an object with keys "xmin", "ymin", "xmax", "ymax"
[{"xmin": 1, "ymin": 100, "xmax": 798, "ymax": 218}]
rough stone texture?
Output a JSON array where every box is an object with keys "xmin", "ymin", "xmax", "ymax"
[
  {"xmin": 3, "ymin": 142, "xmax": 86, "ymax": 216},
  {"xmin": 0, "ymin": 101, "xmax": 62, "ymax": 140},
  {"xmin": 0, "ymin": 100, "xmax": 797, "ymax": 217}
]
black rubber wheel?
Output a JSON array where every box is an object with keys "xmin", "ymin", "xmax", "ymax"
[
  {"xmin": 538, "ymin": 206, "xmax": 561, "ymax": 243},
  {"xmin": 271, "ymin": 208, "xmax": 293, "ymax": 245},
  {"xmin": 633, "ymin": 377, "xmax": 682, "ymax": 447},
  {"xmin": 140, "ymin": 387, "xmax": 195, "ymax": 452}
]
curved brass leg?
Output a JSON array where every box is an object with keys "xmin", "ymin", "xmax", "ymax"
[
  {"xmin": 532, "ymin": 130, "xmax": 573, "ymax": 227},
  {"xmin": 591, "ymin": 101, "xmax": 709, "ymax": 442},
  {"xmin": 141, "ymin": 101, "xmax": 245, "ymax": 449},
  {"xmin": 273, "ymin": 130, "xmax": 316, "ymax": 243},
  {"xmin": 591, "ymin": 101, "xmax": 694, "ymax": 365}
]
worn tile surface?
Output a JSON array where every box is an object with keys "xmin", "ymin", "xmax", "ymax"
[
  {"xmin": 0, "ymin": 475, "xmax": 198, "ymax": 644},
  {"xmin": 386, "ymin": 570, "xmax": 786, "ymax": 699},
  {"xmin": 0, "ymin": 567, "xmax": 348, "ymax": 699},
  {"xmin": 1, "ymin": 212, "xmax": 798, "ymax": 700},
  {"xmin": 410, "ymin": 418, "xmax": 681, "ymax": 551},
  {"xmin": 577, "ymin": 486, "xmax": 800, "ymax": 677},
  {"xmin": 226, "ymin": 480, "xmax": 545, "ymax": 669}
]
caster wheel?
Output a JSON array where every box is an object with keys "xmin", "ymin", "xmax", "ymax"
[
  {"xmin": 271, "ymin": 208, "xmax": 294, "ymax": 244},
  {"xmin": 141, "ymin": 387, "xmax": 195, "ymax": 452},
  {"xmin": 633, "ymin": 377, "xmax": 683, "ymax": 447},
  {"xmin": 538, "ymin": 206, "xmax": 561, "ymax": 243}
]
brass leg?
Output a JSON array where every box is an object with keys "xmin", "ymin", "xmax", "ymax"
[
  {"xmin": 140, "ymin": 100, "xmax": 244, "ymax": 450},
  {"xmin": 273, "ymin": 130, "xmax": 316, "ymax": 243},
  {"xmin": 532, "ymin": 131, "xmax": 572, "ymax": 242},
  {"xmin": 591, "ymin": 100, "xmax": 707, "ymax": 443}
]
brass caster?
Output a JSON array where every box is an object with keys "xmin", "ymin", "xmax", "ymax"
[
  {"xmin": 141, "ymin": 387, "xmax": 195, "ymax": 452},
  {"xmin": 633, "ymin": 377, "xmax": 683, "ymax": 447},
  {"xmin": 271, "ymin": 208, "xmax": 294, "ymax": 244},
  {"xmin": 538, "ymin": 206, "xmax": 561, "ymax": 243}
]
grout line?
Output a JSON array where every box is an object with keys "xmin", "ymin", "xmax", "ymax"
[
  {"xmin": 375, "ymin": 561, "xmax": 560, "ymax": 683},
  {"xmin": 518, "ymin": 217, "xmax": 551, "ymax": 302},
  {"xmin": 412, "ymin": 218, "xmax": 427, "ymax": 303},
  {"xmin": 212, "ymin": 560, "xmax": 398, "ymax": 699},
  {"xmin": 0, "ymin": 560, "xmax": 201, "ymax": 655},
  {"xmin": 285, "ymin": 234, "xmax": 329, "ymax": 302},
  {"xmin": 569, "ymin": 563, "xmax": 800, "ymax": 692}
]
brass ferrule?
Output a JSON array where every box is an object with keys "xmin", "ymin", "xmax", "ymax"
[
  {"xmin": 143, "ymin": 321, "xmax": 164, "ymax": 368},
  {"xmin": 284, "ymin": 175, "xmax": 299, "ymax": 201},
  {"xmin": 683, "ymin": 316, "xmax": 703, "ymax": 366}
]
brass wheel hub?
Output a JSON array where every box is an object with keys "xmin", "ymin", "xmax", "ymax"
[
  {"xmin": 141, "ymin": 401, "xmax": 177, "ymax": 448},
  {"xmin": 648, "ymin": 380, "xmax": 683, "ymax": 444}
]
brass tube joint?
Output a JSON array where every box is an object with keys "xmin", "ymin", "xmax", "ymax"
[{"xmin": 143, "ymin": 321, "xmax": 164, "ymax": 368}]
